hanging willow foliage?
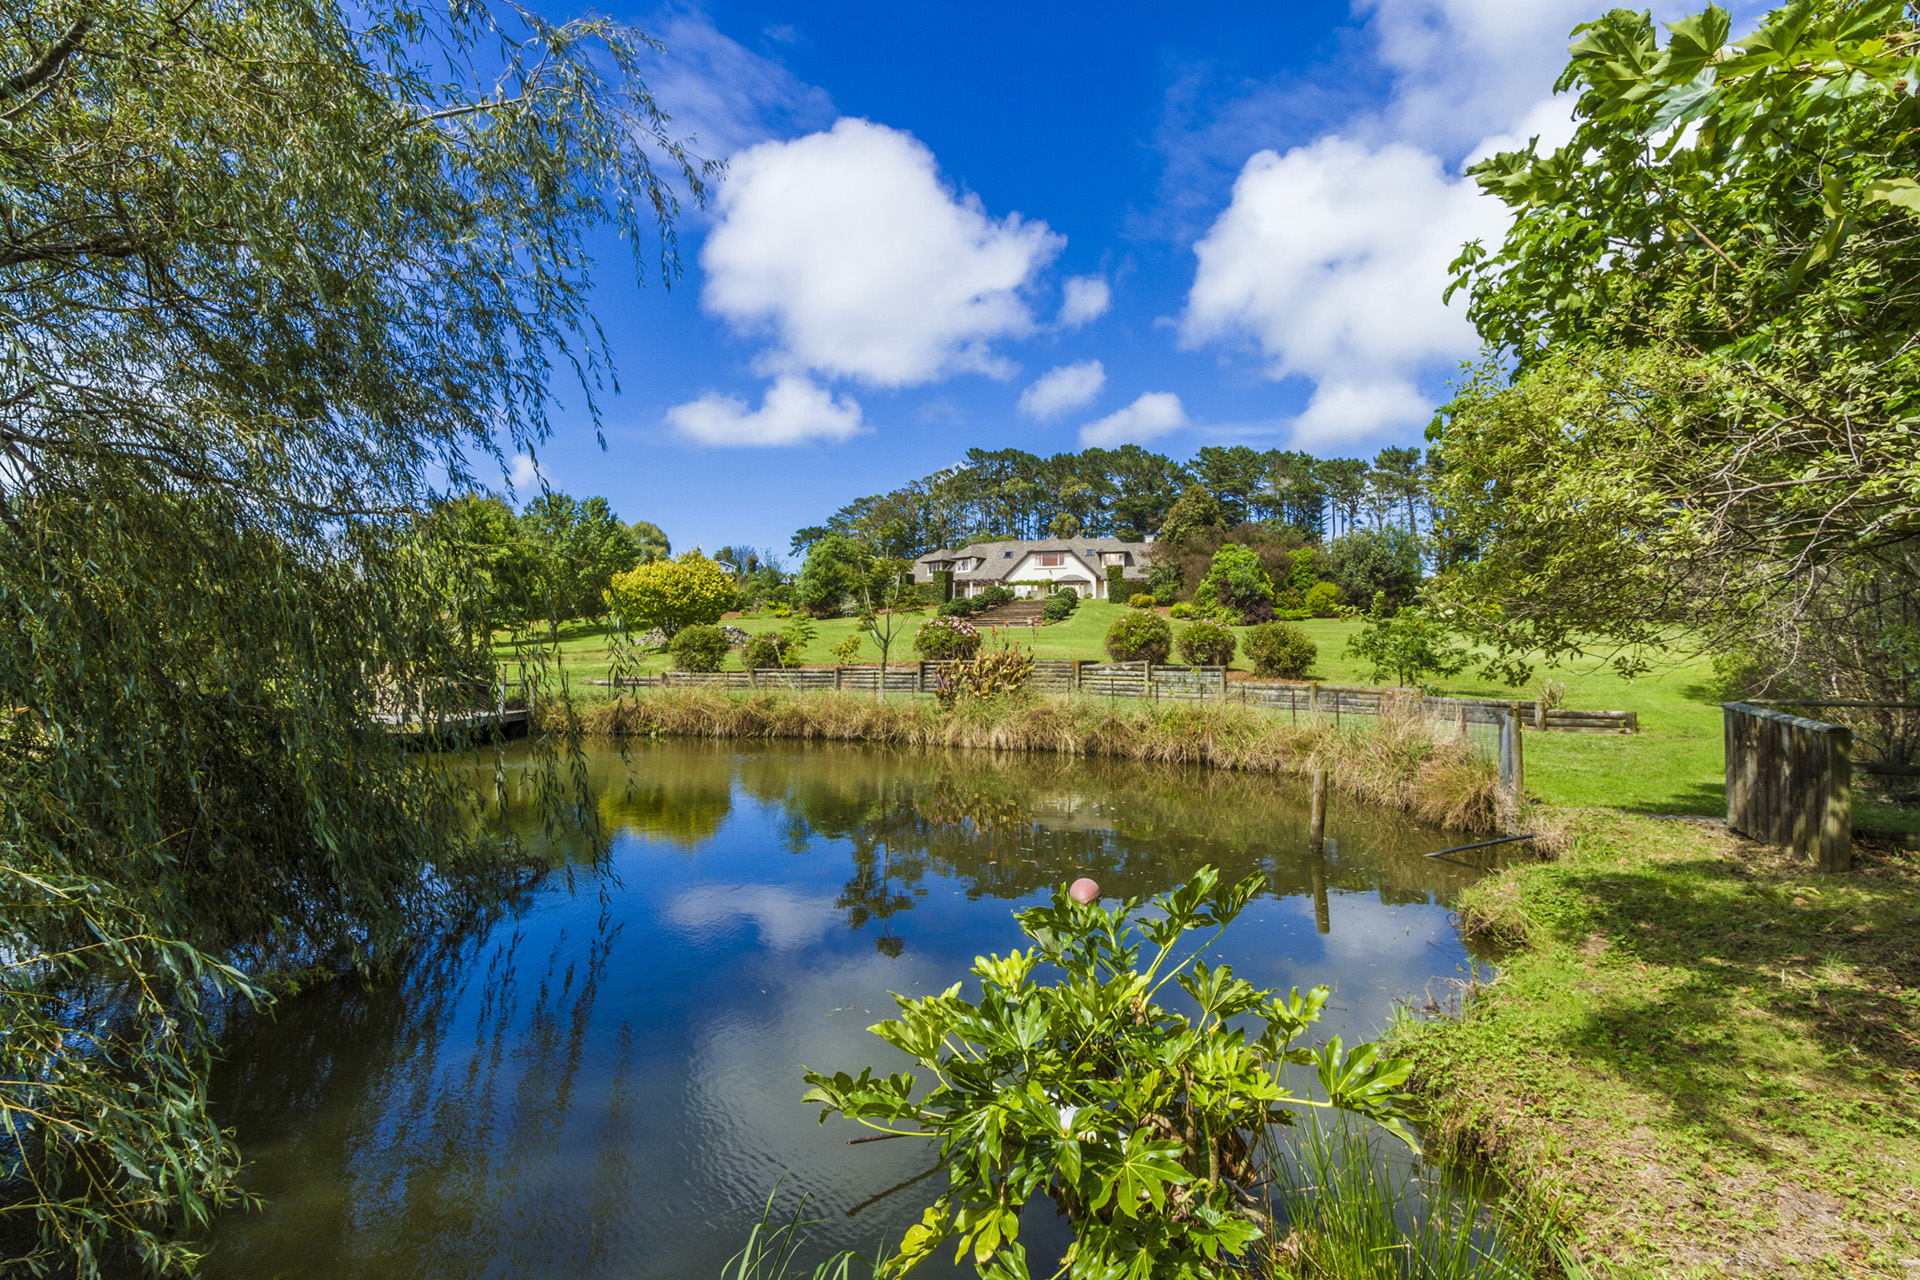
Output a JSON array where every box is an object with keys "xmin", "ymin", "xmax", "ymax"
[{"xmin": 0, "ymin": 0, "xmax": 705, "ymax": 1270}]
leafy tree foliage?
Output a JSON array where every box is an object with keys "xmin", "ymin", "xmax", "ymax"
[
  {"xmin": 627, "ymin": 520, "xmax": 673, "ymax": 564},
  {"xmin": 606, "ymin": 552, "xmax": 734, "ymax": 638},
  {"xmin": 794, "ymin": 532, "xmax": 873, "ymax": 617},
  {"xmin": 1436, "ymin": 0, "xmax": 1920, "ymax": 683},
  {"xmin": 519, "ymin": 493, "xmax": 641, "ymax": 626},
  {"xmin": 791, "ymin": 443, "xmax": 1437, "ymax": 559},
  {"xmin": 1191, "ymin": 543, "xmax": 1276, "ymax": 622},
  {"xmin": 802, "ymin": 872, "xmax": 1416, "ymax": 1279},
  {"xmin": 1326, "ymin": 527, "xmax": 1423, "ymax": 613},
  {"xmin": 1346, "ymin": 593, "xmax": 1469, "ymax": 688},
  {"xmin": 0, "ymin": 0, "xmax": 705, "ymax": 1266}
]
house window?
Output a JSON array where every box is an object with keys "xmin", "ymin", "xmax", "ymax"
[{"xmin": 1037, "ymin": 554, "xmax": 1063, "ymax": 567}]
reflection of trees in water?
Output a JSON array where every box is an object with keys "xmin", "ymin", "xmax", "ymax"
[
  {"xmin": 207, "ymin": 910, "xmax": 633, "ymax": 1276},
  {"xmin": 722, "ymin": 743, "xmax": 1481, "ymax": 943},
  {"xmin": 476, "ymin": 740, "xmax": 1484, "ymax": 953}
]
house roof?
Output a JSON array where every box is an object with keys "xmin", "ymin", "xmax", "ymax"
[{"xmin": 912, "ymin": 538, "xmax": 1154, "ymax": 584}]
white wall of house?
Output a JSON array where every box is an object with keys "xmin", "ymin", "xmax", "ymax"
[{"xmin": 1005, "ymin": 552, "xmax": 1101, "ymax": 597}]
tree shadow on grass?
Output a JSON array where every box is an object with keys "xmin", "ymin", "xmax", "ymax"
[
  {"xmin": 1612, "ymin": 780, "xmax": 1725, "ymax": 818},
  {"xmin": 1537, "ymin": 837, "xmax": 1917, "ymax": 1160}
]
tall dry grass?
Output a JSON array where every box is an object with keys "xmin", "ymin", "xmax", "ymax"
[{"xmin": 548, "ymin": 689, "xmax": 1500, "ymax": 831}]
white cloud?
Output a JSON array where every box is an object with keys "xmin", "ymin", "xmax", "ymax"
[
  {"xmin": 666, "ymin": 375, "xmax": 864, "ymax": 446},
  {"xmin": 1018, "ymin": 360, "xmax": 1106, "ymax": 420},
  {"xmin": 700, "ymin": 118, "xmax": 1062, "ymax": 388},
  {"xmin": 507, "ymin": 453, "xmax": 542, "ymax": 490},
  {"xmin": 1079, "ymin": 392, "xmax": 1188, "ymax": 448},
  {"xmin": 640, "ymin": 11, "xmax": 835, "ymax": 161},
  {"xmin": 1180, "ymin": 135, "xmax": 1508, "ymax": 448},
  {"xmin": 664, "ymin": 884, "xmax": 842, "ymax": 951},
  {"xmin": 1057, "ymin": 276, "xmax": 1111, "ymax": 327}
]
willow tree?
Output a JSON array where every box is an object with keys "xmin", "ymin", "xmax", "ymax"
[
  {"xmin": 0, "ymin": 0, "xmax": 706, "ymax": 1270},
  {"xmin": 1432, "ymin": 0, "xmax": 1920, "ymax": 690}
]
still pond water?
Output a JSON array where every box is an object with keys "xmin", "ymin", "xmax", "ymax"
[{"xmin": 201, "ymin": 741, "xmax": 1492, "ymax": 1279}]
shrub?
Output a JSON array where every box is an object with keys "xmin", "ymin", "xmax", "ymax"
[
  {"xmin": 1194, "ymin": 543, "xmax": 1275, "ymax": 617},
  {"xmin": 1168, "ymin": 602, "xmax": 1193, "ymax": 619},
  {"xmin": 828, "ymin": 634, "xmax": 865, "ymax": 664},
  {"xmin": 932, "ymin": 641, "xmax": 1034, "ymax": 707},
  {"xmin": 1105, "ymin": 563, "xmax": 1125, "ymax": 596},
  {"xmin": 913, "ymin": 615, "xmax": 981, "ymax": 660},
  {"xmin": 1105, "ymin": 611, "xmax": 1172, "ymax": 663},
  {"xmin": 1237, "ymin": 598, "xmax": 1276, "ymax": 626},
  {"xmin": 605, "ymin": 552, "xmax": 735, "ymax": 639},
  {"xmin": 1245, "ymin": 621, "xmax": 1317, "ymax": 678},
  {"xmin": 1147, "ymin": 562, "xmax": 1183, "ymax": 605},
  {"xmin": 939, "ymin": 596, "xmax": 981, "ymax": 616},
  {"xmin": 1177, "ymin": 618, "xmax": 1237, "ymax": 666},
  {"xmin": 976, "ymin": 585, "xmax": 1015, "ymax": 608},
  {"xmin": 1128, "ymin": 593, "xmax": 1156, "ymax": 609},
  {"xmin": 1041, "ymin": 589, "xmax": 1078, "ymax": 622},
  {"xmin": 669, "ymin": 623, "xmax": 729, "ymax": 671},
  {"xmin": 800, "ymin": 870, "xmax": 1419, "ymax": 1280},
  {"xmin": 741, "ymin": 635, "xmax": 784, "ymax": 669},
  {"xmin": 1305, "ymin": 581, "xmax": 1343, "ymax": 617}
]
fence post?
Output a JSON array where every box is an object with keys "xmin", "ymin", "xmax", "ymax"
[
  {"xmin": 1822, "ymin": 729, "xmax": 1853, "ymax": 873},
  {"xmin": 1497, "ymin": 711, "xmax": 1525, "ymax": 834}
]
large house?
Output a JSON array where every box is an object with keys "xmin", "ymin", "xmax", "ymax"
[{"xmin": 912, "ymin": 538, "xmax": 1154, "ymax": 601}]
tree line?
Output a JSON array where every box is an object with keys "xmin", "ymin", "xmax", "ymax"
[{"xmin": 790, "ymin": 443, "xmax": 1437, "ymax": 558}]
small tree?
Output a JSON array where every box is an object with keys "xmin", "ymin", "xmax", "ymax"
[
  {"xmin": 605, "ymin": 551, "xmax": 734, "ymax": 639},
  {"xmin": 668, "ymin": 624, "xmax": 729, "ymax": 671},
  {"xmin": 794, "ymin": 532, "xmax": 873, "ymax": 617},
  {"xmin": 854, "ymin": 558, "xmax": 924, "ymax": 698},
  {"xmin": 1192, "ymin": 543, "xmax": 1275, "ymax": 622},
  {"xmin": 1345, "ymin": 591, "xmax": 1469, "ymax": 687}
]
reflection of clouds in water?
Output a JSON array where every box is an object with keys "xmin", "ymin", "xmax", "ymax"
[{"xmin": 664, "ymin": 884, "xmax": 843, "ymax": 951}]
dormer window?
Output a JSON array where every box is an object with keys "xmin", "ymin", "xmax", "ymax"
[{"xmin": 1038, "ymin": 554, "xmax": 1063, "ymax": 567}]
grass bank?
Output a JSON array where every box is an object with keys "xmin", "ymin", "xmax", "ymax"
[
  {"xmin": 1391, "ymin": 811, "xmax": 1920, "ymax": 1277},
  {"xmin": 553, "ymin": 687, "xmax": 1501, "ymax": 830}
]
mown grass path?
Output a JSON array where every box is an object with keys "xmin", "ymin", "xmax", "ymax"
[{"xmin": 1393, "ymin": 813, "xmax": 1920, "ymax": 1277}]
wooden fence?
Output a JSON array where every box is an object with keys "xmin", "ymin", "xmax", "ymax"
[
  {"xmin": 598, "ymin": 661, "xmax": 1633, "ymax": 737},
  {"xmin": 1724, "ymin": 702, "xmax": 1852, "ymax": 872}
]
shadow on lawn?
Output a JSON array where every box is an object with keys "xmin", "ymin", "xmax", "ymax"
[
  {"xmin": 1540, "ymin": 838, "xmax": 1918, "ymax": 1154},
  {"xmin": 1612, "ymin": 779, "xmax": 1725, "ymax": 818}
]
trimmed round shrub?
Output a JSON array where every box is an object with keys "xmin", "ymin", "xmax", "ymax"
[
  {"xmin": 940, "ymin": 596, "xmax": 982, "ymax": 616},
  {"xmin": 742, "ymin": 635, "xmax": 785, "ymax": 669},
  {"xmin": 1176, "ymin": 618, "xmax": 1236, "ymax": 666},
  {"xmin": 1105, "ymin": 612, "xmax": 1172, "ymax": 664},
  {"xmin": 1243, "ymin": 621, "xmax": 1316, "ymax": 679},
  {"xmin": 1041, "ymin": 589, "xmax": 1079, "ymax": 622},
  {"xmin": 1128, "ymin": 593, "xmax": 1156, "ymax": 609},
  {"xmin": 914, "ymin": 615, "xmax": 982, "ymax": 660},
  {"xmin": 1168, "ymin": 602, "xmax": 1193, "ymax": 619},
  {"xmin": 976, "ymin": 585, "xmax": 1015, "ymax": 608},
  {"xmin": 669, "ymin": 623, "xmax": 730, "ymax": 672},
  {"xmin": 1304, "ymin": 581, "xmax": 1343, "ymax": 617}
]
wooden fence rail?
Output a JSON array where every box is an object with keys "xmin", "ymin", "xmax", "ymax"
[
  {"xmin": 1724, "ymin": 702, "xmax": 1852, "ymax": 872},
  {"xmin": 592, "ymin": 661, "xmax": 1635, "ymax": 740}
]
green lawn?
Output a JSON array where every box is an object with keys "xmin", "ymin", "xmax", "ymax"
[{"xmin": 498, "ymin": 603, "xmax": 1914, "ymax": 830}]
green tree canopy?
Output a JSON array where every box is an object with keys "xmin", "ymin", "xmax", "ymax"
[
  {"xmin": 606, "ymin": 552, "xmax": 735, "ymax": 638},
  {"xmin": 519, "ymin": 493, "xmax": 641, "ymax": 626},
  {"xmin": 1434, "ymin": 0, "xmax": 1920, "ymax": 681},
  {"xmin": 794, "ymin": 532, "xmax": 875, "ymax": 617},
  {"xmin": 0, "ymin": 0, "xmax": 704, "ymax": 1267}
]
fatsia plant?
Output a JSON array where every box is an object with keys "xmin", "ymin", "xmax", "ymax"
[{"xmin": 801, "ymin": 869, "xmax": 1417, "ymax": 1280}]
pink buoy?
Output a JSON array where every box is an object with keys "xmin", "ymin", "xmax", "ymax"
[{"xmin": 1069, "ymin": 877, "xmax": 1101, "ymax": 904}]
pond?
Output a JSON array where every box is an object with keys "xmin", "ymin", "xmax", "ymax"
[{"xmin": 200, "ymin": 740, "xmax": 1494, "ymax": 1279}]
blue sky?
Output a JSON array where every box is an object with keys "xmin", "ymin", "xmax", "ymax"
[{"xmin": 505, "ymin": 0, "xmax": 1714, "ymax": 556}]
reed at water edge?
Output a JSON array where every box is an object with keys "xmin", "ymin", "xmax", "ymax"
[{"xmin": 547, "ymin": 688, "xmax": 1501, "ymax": 831}]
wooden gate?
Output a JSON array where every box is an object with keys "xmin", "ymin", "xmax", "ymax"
[{"xmin": 1724, "ymin": 703, "xmax": 1852, "ymax": 872}]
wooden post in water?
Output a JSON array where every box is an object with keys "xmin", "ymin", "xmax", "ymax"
[
  {"xmin": 1309, "ymin": 850, "xmax": 1330, "ymax": 934},
  {"xmin": 1308, "ymin": 768, "xmax": 1329, "ymax": 857}
]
